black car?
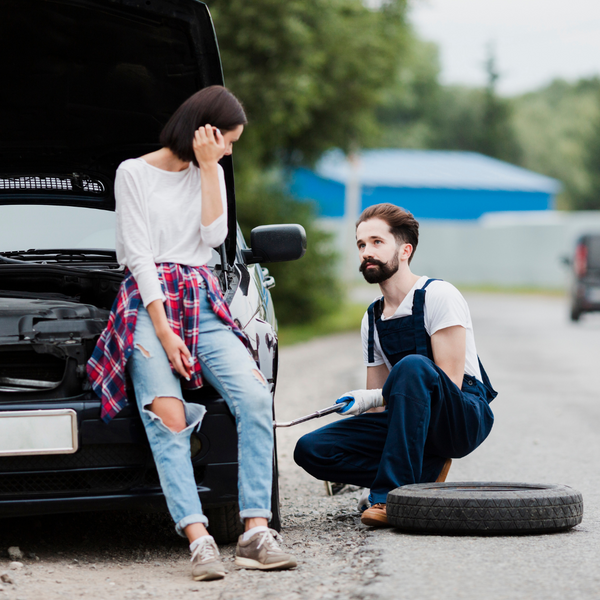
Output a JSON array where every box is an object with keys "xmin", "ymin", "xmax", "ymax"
[
  {"xmin": 0, "ymin": 0, "xmax": 305, "ymax": 542},
  {"xmin": 566, "ymin": 233, "xmax": 600, "ymax": 322}
]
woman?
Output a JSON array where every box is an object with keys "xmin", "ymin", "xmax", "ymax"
[{"xmin": 87, "ymin": 86, "xmax": 296, "ymax": 581}]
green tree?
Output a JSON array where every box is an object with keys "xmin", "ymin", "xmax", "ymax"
[
  {"xmin": 573, "ymin": 91, "xmax": 600, "ymax": 209},
  {"xmin": 372, "ymin": 42, "xmax": 522, "ymax": 164},
  {"xmin": 477, "ymin": 47, "xmax": 522, "ymax": 164},
  {"xmin": 205, "ymin": 0, "xmax": 411, "ymax": 325},
  {"xmin": 375, "ymin": 33, "xmax": 443, "ymax": 149},
  {"xmin": 209, "ymin": 0, "xmax": 409, "ymax": 169},
  {"xmin": 512, "ymin": 78, "xmax": 600, "ymax": 208},
  {"xmin": 235, "ymin": 172, "xmax": 342, "ymax": 324}
]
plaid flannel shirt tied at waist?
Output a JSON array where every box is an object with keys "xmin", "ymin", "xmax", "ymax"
[{"xmin": 86, "ymin": 263, "xmax": 250, "ymax": 423}]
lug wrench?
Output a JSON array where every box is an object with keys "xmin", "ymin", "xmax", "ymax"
[{"xmin": 274, "ymin": 399, "xmax": 350, "ymax": 428}]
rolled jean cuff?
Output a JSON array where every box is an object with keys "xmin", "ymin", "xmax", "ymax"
[
  {"xmin": 239, "ymin": 509, "xmax": 273, "ymax": 524},
  {"xmin": 176, "ymin": 513, "xmax": 208, "ymax": 537}
]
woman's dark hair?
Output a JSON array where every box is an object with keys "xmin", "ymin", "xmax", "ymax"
[
  {"xmin": 356, "ymin": 203, "xmax": 419, "ymax": 264},
  {"xmin": 159, "ymin": 85, "xmax": 247, "ymax": 166}
]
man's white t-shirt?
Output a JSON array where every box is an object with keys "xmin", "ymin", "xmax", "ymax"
[{"xmin": 360, "ymin": 276, "xmax": 482, "ymax": 381}]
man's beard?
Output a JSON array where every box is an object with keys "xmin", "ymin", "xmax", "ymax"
[{"xmin": 359, "ymin": 254, "xmax": 400, "ymax": 284}]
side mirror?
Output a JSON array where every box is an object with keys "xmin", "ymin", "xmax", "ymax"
[
  {"xmin": 242, "ymin": 224, "xmax": 307, "ymax": 264},
  {"xmin": 561, "ymin": 256, "xmax": 572, "ymax": 266}
]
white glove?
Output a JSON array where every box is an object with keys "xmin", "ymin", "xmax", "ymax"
[{"xmin": 335, "ymin": 389, "xmax": 384, "ymax": 416}]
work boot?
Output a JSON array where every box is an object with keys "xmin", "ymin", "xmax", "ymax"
[
  {"xmin": 191, "ymin": 536, "xmax": 226, "ymax": 581},
  {"xmin": 235, "ymin": 529, "xmax": 297, "ymax": 570},
  {"xmin": 360, "ymin": 503, "xmax": 391, "ymax": 527},
  {"xmin": 324, "ymin": 481, "xmax": 346, "ymax": 496}
]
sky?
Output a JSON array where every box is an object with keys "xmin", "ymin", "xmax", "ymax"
[{"xmin": 409, "ymin": 0, "xmax": 600, "ymax": 96}]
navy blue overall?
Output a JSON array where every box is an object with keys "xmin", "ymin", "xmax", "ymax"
[{"xmin": 294, "ymin": 279, "xmax": 497, "ymax": 504}]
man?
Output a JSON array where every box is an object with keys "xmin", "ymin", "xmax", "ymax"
[{"xmin": 294, "ymin": 203, "xmax": 496, "ymax": 527}]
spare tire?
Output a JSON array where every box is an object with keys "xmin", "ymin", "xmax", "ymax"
[{"xmin": 387, "ymin": 482, "xmax": 583, "ymax": 535}]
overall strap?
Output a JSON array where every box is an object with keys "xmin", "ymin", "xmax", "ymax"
[
  {"xmin": 412, "ymin": 278, "xmax": 441, "ymax": 357},
  {"xmin": 422, "ymin": 278, "xmax": 440, "ymax": 290},
  {"xmin": 367, "ymin": 298, "xmax": 383, "ymax": 364}
]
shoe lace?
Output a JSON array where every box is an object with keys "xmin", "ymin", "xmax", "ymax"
[
  {"xmin": 191, "ymin": 538, "xmax": 218, "ymax": 563},
  {"xmin": 256, "ymin": 529, "xmax": 283, "ymax": 554}
]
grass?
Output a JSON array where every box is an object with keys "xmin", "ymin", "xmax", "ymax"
[
  {"xmin": 455, "ymin": 284, "xmax": 567, "ymax": 297},
  {"xmin": 276, "ymin": 284, "xmax": 568, "ymax": 347},
  {"xmin": 277, "ymin": 302, "xmax": 366, "ymax": 346}
]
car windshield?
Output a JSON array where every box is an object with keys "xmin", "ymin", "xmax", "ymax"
[
  {"xmin": 0, "ymin": 205, "xmax": 116, "ymax": 253},
  {"xmin": 0, "ymin": 205, "xmax": 219, "ymax": 266}
]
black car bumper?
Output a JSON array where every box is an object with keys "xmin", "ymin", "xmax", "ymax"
[{"xmin": 0, "ymin": 389, "xmax": 239, "ymax": 518}]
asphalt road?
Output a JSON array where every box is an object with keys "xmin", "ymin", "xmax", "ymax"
[
  {"xmin": 2, "ymin": 292, "xmax": 600, "ymax": 600},
  {"xmin": 275, "ymin": 291, "xmax": 600, "ymax": 600}
]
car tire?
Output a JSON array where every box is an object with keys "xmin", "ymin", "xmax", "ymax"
[
  {"xmin": 204, "ymin": 451, "xmax": 281, "ymax": 543},
  {"xmin": 386, "ymin": 482, "xmax": 583, "ymax": 535},
  {"xmin": 205, "ymin": 503, "xmax": 244, "ymax": 544},
  {"xmin": 270, "ymin": 447, "xmax": 282, "ymax": 532},
  {"xmin": 570, "ymin": 304, "xmax": 582, "ymax": 321}
]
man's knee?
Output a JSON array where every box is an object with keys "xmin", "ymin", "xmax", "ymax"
[
  {"xmin": 384, "ymin": 354, "xmax": 438, "ymax": 398},
  {"xmin": 293, "ymin": 433, "xmax": 315, "ymax": 469},
  {"xmin": 390, "ymin": 354, "xmax": 436, "ymax": 381}
]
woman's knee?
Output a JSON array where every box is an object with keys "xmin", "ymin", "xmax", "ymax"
[
  {"xmin": 148, "ymin": 396, "xmax": 187, "ymax": 432},
  {"xmin": 248, "ymin": 384, "xmax": 273, "ymax": 416}
]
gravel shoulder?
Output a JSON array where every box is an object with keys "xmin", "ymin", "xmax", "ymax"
[{"xmin": 0, "ymin": 331, "xmax": 374, "ymax": 600}]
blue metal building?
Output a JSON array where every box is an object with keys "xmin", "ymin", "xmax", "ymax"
[{"xmin": 291, "ymin": 149, "xmax": 562, "ymax": 220}]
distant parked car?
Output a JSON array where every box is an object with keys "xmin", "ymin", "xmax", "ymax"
[{"xmin": 565, "ymin": 233, "xmax": 600, "ymax": 321}]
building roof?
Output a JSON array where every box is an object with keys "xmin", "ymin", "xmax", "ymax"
[{"xmin": 316, "ymin": 149, "xmax": 562, "ymax": 194}]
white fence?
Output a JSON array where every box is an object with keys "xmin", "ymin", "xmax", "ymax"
[{"xmin": 319, "ymin": 211, "xmax": 600, "ymax": 289}]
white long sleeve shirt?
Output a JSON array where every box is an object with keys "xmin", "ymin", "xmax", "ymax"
[{"xmin": 114, "ymin": 157, "xmax": 228, "ymax": 307}]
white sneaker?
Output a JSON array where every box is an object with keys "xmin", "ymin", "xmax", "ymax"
[{"xmin": 191, "ymin": 536, "xmax": 226, "ymax": 581}]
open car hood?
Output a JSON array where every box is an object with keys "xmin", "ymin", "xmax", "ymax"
[{"xmin": 0, "ymin": 0, "xmax": 224, "ymax": 211}]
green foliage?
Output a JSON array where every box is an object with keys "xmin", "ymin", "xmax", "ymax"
[
  {"xmin": 575, "ymin": 91, "xmax": 600, "ymax": 210},
  {"xmin": 374, "ymin": 42, "xmax": 522, "ymax": 164},
  {"xmin": 206, "ymin": 0, "xmax": 411, "ymax": 326},
  {"xmin": 375, "ymin": 34, "xmax": 443, "ymax": 148},
  {"xmin": 209, "ymin": 0, "xmax": 409, "ymax": 168},
  {"xmin": 476, "ymin": 50, "xmax": 522, "ymax": 164},
  {"xmin": 235, "ymin": 170, "xmax": 342, "ymax": 325},
  {"xmin": 511, "ymin": 78, "xmax": 600, "ymax": 208},
  {"xmin": 277, "ymin": 302, "xmax": 365, "ymax": 346}
]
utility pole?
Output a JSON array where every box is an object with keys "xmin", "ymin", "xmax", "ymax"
[{"xmin": 344, "ymin": 150, "xmax": 361, "ymax": 283}]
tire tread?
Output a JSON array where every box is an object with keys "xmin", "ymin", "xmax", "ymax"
[{"xmin": 386, "ymin": 483, "xmax": 583, "ymax": 535}]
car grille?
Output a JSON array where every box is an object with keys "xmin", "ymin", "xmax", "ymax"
[
  {"xmin": 0, "ymin": 175, "xmax": 105, "ymax": 195},
  {"xmin": 0, "ymin": 468, "xmax": 144, "ymax": 495},
  {"xmin": 0, "ymin": 444, "xmax": 204, "ymax": 497},
  {"xmin": 0, "ymin": 444, "xmax": 149, "ymax": 472}
]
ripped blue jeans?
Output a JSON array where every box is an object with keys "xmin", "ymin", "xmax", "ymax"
[{"xmin": 127, "ymin": 291, "xmax": 274, "ymax": 537}]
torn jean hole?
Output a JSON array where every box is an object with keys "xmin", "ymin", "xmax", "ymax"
[
  {"xmin": 252, "ymin": 369, "xmax": 267, "ymax": 386},
  {"xmin": 135, "ymin": 343, "xmax": 152, "ymax": 359}
]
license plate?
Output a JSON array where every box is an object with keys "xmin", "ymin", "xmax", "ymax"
[
  {"xmin": 0, "ymin": 409, "xmax": 78, "ymax": 457},
  {"xmin": 587, "ymin": 287, "xmax": 600, "ymax": 303}
]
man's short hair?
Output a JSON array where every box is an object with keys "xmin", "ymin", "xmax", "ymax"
[
  {"xmin": 356, "ymin": 203, "xmax": 419, "ymax": 264},
  {"xmin": 160, "ymin": 85, "xmax": 247, "ymax": 167}
]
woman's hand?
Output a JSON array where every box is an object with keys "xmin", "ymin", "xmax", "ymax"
[
  {"xmin": 158, "ymin": 328, "xmax": 194, "ymax": 381},
  {"xmin": 193, "ymin": 124, "xmax": 225, "ymax": 168},
  {"xmin": 145, "ymin": 299, "xmax": 193, "ymax": 380}
]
